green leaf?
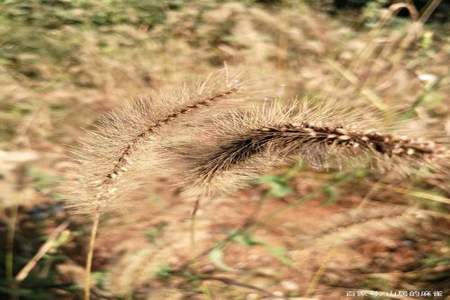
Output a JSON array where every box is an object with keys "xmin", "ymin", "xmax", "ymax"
[
  {"xmin": 208, "ymin": 247, "xmax": 236, "ymax": 272},
  {"xmin": 232, "ymin": 231, "xmax": 263, "ymax": 246},
  {"xmin": 322, "ymin": 185, "xmax": 338, "ymax": 205},
  {"xmin": 155, "ymin": 264, "xmax": 173, "ymax": 280},
  {"xmin": 259, "ymin": 175, "xmax": 293, "ymax": 197},
  {"xmin": 265, "ymin": 246, "xmax": 293, "ymax": 266}
]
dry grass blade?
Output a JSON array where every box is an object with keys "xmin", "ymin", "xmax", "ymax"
[
  {"xmin": 307, "ymin": 206, "xmax": 426, "ymax": 247},
  {"xmin": 15, "ymin": 221, "xmax": 69, "ymax": 282}
]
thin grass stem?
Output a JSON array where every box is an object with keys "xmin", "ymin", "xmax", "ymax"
[{"xmin": 84, "ymin": 210, "xmax": 100, "ymax": 300}]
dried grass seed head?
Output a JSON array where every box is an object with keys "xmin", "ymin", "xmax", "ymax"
[
  {"xmin": 65, "ymin": 69, "xmax": 262, "ymax": 214},
  {"xmin": 165, "ymin": 98, "xmax": 449, "ymax": 198}
]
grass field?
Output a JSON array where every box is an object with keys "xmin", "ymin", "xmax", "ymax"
[{"xmin": 0, "ymin": 1, "xmax": 449, "ymax": 299}]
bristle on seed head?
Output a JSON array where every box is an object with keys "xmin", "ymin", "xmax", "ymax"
[
  {"xmin": 165, "ymin": 99, "xmax": 449, "ymax": 198},
  {"xmin": 65, "ymin": 69, "xmax": 261, "ymax": 214}
]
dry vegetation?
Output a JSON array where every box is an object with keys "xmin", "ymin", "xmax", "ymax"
[{"xmin": 0, "ymin": 1, "xmax": 449, "ymax": 299}]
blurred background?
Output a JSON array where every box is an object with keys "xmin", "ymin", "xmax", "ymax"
[{"xmin": 0, "ymin": 0, "xmax": 449, "ymax": 299}]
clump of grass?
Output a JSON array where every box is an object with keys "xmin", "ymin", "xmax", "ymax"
[
  {"xmin": 65, "ymin": 69, "xmax": 256, "ymax": 300},
  {"xmin": 67, "ymin": 72, "xmax": 449, "ymax": 299}
]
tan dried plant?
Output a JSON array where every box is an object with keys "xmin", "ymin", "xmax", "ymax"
[
  {"xmin": 165, "ymin": 99, "xmax": 449, "ymax": 197},
  {"xmin": 67, "ymin": 69, "xmax": 256, "ymax": 215},
  {"xmin": 66, "ymin": 69, "xmax": 260, "ymax": 300},
  {"xmin": 68, "ymin": 70, "xmax": 449, "ymax": 300}
]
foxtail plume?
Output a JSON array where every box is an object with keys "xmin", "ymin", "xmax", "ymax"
[
  {"xmin": 167, "ymin": 99, "xmax": 449, "ymax": 196},
  {"xmin": 66, "ymin": 69, "xmax": 255, "ymax": 214}
]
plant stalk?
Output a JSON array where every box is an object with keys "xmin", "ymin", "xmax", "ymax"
[{"xmin": 84, "ymin": 210, "xmax": 100, "ymax": 300}]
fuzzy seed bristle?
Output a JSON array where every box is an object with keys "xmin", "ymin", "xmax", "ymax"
[
  {"xmin": 66, "ymin": 69, "xmax": 255, "ymax": 214},
  {"xmin": 195, "ymin": 123, "xmax": 445, "ymax": 180},
  {"xmin": 166, "ymin": 100, "xmax": 449, "ymax": 197},
  {"xmin": 103, "ymin": 85, "xmax": 240, "ymax": 187}
]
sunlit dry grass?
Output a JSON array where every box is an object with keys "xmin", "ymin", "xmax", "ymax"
[{"xmin": 0, "ymin": 1, "xmax": 449, "ymax": 299}]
